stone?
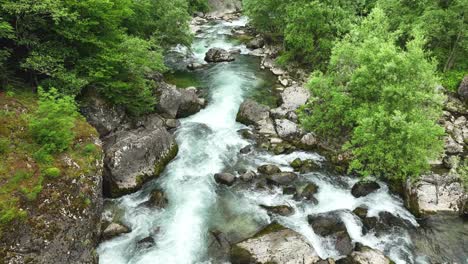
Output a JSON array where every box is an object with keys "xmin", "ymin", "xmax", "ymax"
[
  {"xmin": 142, "ymin": 189, "xmax": 168, "ymax": 208},
  {"xmin": 165, "ymin": 119, "xmax": 180, "ymax": 129},
  {"xmin": 187, "ymin": 62, "xmax": 205, "ymax": 70},
  {"xmin": 457, "ymin": 194, "xmax": 468, "ymax": 218},
  {"xmin": 156, "ymin": 83, "xmax": 204, "ymax": 119},
  {"xmin": 445, "ymin": 135, "xmax": 464, "ymax": 154},
  {"xmin": 136, "ymin": 236, "xmax": 155, "ymax": 251},
  {"xmin": 205, "ymin": 48, "xmax": 235, "ymax": 62},
  {"xmin": 240, "ymin": 170, "xmax": 256, "ymax": 182},
  {"xmin": 246, "ymin": 37, "xmax": 265, "ymax": 49},
  {"xmin": 337, "ymin": 247, "xmax": 392, "ymax": 264},
  {"xmin": 351, "ymin": 181, "xmax": 381, "ymax": 198},
  {"xmin": 230, "ymin": 223, "xmax": 320, "ymax": 264},
  {"xmin": 274, "ymin": 119, "xmax": 300, "ymax": 140},
  {"xmin": 103, "ymin": 118, "xmax": 178, "ymax": 198},
  {"xmin": 257, "ymin": 164, "xmax": 281, "ymax": 175},
  {"xmin": 80, "ymin": 92, "xmax": 127, "ymax": 136},
  {"xmin": 458, "ymin": 75, "xmax": 468, "ymax": 102},
  {"xmin": 214, "ymin": 173, "xmax": 236, "ymax": 186},
  {"xmin": 240, "ymin": 145, "xmax": 253, "ymax": 154},
  {"xmin": 290, "ymin": 158, "xmax": 303, "ymax": 169},
  {"xmin": 260, "ymin": 204, "xmax": 295, "ymax": 216},
  {"xmin": 405, "ymin": 173, "xmax": 464, "ymax": 216},
  {"xmin": 280, "ymin": 85, "xmax": 311, "ymax": 112},
  {"xmin": 236, "ymin": 99, "xmax": 270, "ymax": 126},
  {"xmin": 266, "ymin": 172, "xmax": 298, "ymax": 185},
  {"xmin": 308, "ymin": 211, "xmax": 354, "ymax": 256},
  {"xmin": 298, "ymin": 183, "xmax": 319, "ymax": 201},
  {"xmin": 300, "ymin": 133, "xmax": 318, "ymax": 149},
  {"xmin": 102, "ymin": 223, "xmax": 131, "ymax": 241},
  {"xmin": 299, "ymin": 159, "xmax": 321, "ymax": 174}
]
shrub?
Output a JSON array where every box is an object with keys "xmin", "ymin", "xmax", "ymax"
[
  {"xmin": 0, "ymin": 137, "xmax": 8, "ymax": 154},
  {"xmin": 44, "ymin": 167, "xmax": 61, "ymax": 178},
  {"xmin": 29, "ymin": 88, "xmax": 78, "ymax": 154}
]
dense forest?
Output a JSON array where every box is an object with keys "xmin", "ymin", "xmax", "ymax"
[{"xmin": 244, "ymin": 0, "xmax": 467, "ymax": 182}]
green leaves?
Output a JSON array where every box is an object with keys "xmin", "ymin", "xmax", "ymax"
[
  {"xmin": 300, "ymin": 8, "xmax": 445, "ymax": 181},
  {"xmin": 29, "ymin": 87, "xmax": 78, "ymax": 154}
]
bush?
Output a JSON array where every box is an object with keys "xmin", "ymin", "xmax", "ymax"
[
  {"xmin": 29, "ymin": 88, "xmax": 78, "ymax": 154},
  {"xmin": 0, "ymin": 138, "xmax": 8, "ymax": 154},
  {"xmin": 44, "ymin": 167, "xmax": 61, "ymax": 178},
  {"xmin": 300, "ymin": 9, "xmax": 445, "ymax": 181}
]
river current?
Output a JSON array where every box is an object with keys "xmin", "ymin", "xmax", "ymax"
[{"xmin": 98, "ymin": 17, "xmax": 467, "ymax": 264}]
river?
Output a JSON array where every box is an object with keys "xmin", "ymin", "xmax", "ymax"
[{"xmin": 97, "ymin": 16, "xmax": 467, "ymax": 264}]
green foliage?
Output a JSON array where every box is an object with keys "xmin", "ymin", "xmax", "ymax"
[
  {"xmin": 29, "ymin": 88, "xmax": 78, "ymax": 154},
  {"xmin": 0, "ymin": 137, "xmax": 8, "ymax": 154},
  {"xmin": 0, "ymin": 0, "xmax": 195, "ymax": 115},
  {"xmin": 243, "ymin": 0, "xmax": 377, "ymax": 68},
  {"xmin": 188, "ymin": 0, "xmax": 210, "ymax": 13},
  {"xmin": 377, "ymin": 0, "xmax": 468, "ymax": 72},
  {"xmin": 44, "ymin": 167, "xmax": 61, "ymax": 178},
  {"xmin": 300, "ymin": 9, "xmax": 445, "ymax": 181},
  {"xmin": 441, "ymin": 69, "xmax": 466, "ymax": 92}
]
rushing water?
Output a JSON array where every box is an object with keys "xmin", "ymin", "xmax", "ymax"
[{"xmin": 98, "ymin": 17, "xmax": 467, "ymax": 264}]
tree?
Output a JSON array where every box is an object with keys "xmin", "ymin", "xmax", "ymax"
[{"xmin": 299, "ymin": 9, "xmax": 445, "ymax": 181}]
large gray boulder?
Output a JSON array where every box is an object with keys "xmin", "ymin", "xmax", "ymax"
[
  {"xmin": 80, "ymin": 92, "xmax": 128, "ymax": 136},
  {"xmin": 274, "ymin": 118, "xmax": 300, "ymax": 140},
  {"xmin": 404, "ymin": 173, "xmax": 464, "ymax": 217},
  {"xmin": 236, "ymin": 99, "xmax": 270, "ymax": 126},
  {"xmin": 156, "ymin": 84, "xmax": 205, "ymax": 119},
  {"xmin": 458, "ymin": 75, "xmax": 468, "ymax": 102},
  {"xmin": 205, "ymin": 48, "xmax": 235, "ymax": 63},
  {"xmin": 337, "ymin": 246, "xmax": 392, "ymax": 264},
  {"xmin": 103, "ymin": 116, "xmax": 178, "ymax": 197},
  {"xmin": 230, "ymin": 223, "xmax": 321, "ymax": 264},
  {"xmin": 280, "ymin": 85, "xmax": 311, "ymax": 112},
  {"xmin": 101, "ymin": 223, "xmax": 131, "ymax": 241}
]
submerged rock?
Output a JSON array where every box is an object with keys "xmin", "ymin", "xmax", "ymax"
[
  {"xmin": 351, "ymin": 181, "xmax": 380, "ymax": 198},
  {"xmin": 205, "ymin": 48, "xmax": 235, "ymax": 62},
  {"xmin": 102, "ymin": 222, "xmax": 131, "ymax": 241},
  {"xmin": 240, "ymin": 170, "xmax": 256, "ymax": 182},
  {"xmin": 230, "ymin": 223, "xmax": 320, "ymax": 264},
  {"xmin": 142, "ymin": 189, "xmax": 168, "ymax": 208},
  {"xmin": 297, "ymin": 183, "xmax": 319, "ymax": 202},
  {"xmin": 240, "ymin": 145, "xmax": 253, "ymax": 154},
  {"xmin": 215, "ymin": 172, "xmax": 236, "ymax": 186},
  {"xmin": 136, "ymin": 236, "xmax": 155, "ymax": 251},
  {"xmin": 308, "ymin": 211, "xmax": 354, "ymax": 256},
  {"xmin": 260, "ymin": 204, "xmax": 295, "ymax": 216}
]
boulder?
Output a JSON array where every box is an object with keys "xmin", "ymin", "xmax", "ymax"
[
  {"xmin": 136, "ymin": 236, "xmax": 155, "ymax": 251},
  {"xmin": 308, "ymin": 211, "xmax": 354, "ymax": 256},
  {"xmin": 458, "ymin": 75, "xmax": 468, "ymax": 102},
  {"xmin": 351, "ymin": 181, "xmax": 380, "ymax": 198},
  {"xmin": 236, "ymin": 99, "xmax": 270, "ymax": 126},
  {"xmin": 445, "ymin": 135, "xmax": 464, "ymax": 154},
  {"xmin": 103, "ymin": 118, "xmax": 178, "ymax": 197},
  {"xmin": 207, "ymin": 230, "xmax": 231, "ymax": 262},
  {"xmin": 299, "ymin": 159, "xmax": 321, "ymax": 174},
  {"xmin": 257, "ymin": 164, "xmax": 281, "ymax": 175},
  {"xmin": 290, "ymin": 158, "xmax": 303, "ymax": 169},
  {"xmin": 246, "ymin": 37, "xmax": 265, "ymax": 49},
  {"xmin": 205, "ymin": 48, "xmax": 235, "ymax": 62},
  {"xmin": 300, "ymin": 133, "xmax": 318, "ymax": 149},
  {"xmin": 80, "ymin": 92, "xmax": 127, "ymax": 136},
  {"xmin": 274, "ymin": 119, "xmax": 300, "ymax": 140},
  {"xmin": 457, "ymin": 194, "xmax": 468, "ymax": 218},
  {"xmin": 260, "ymin": 204, "xmax": 294, "ymax": 216},
  {"xmin": 266, "ymin": 172, "xmax": 298, "ymax": 185},
  {"xmin": 280, "ymin": 85, "xmax": 311, "ymax": 112},
  {"xmin": 297, "ymin": 183, "xmax": 319, "ymax": 201},
  {"xmin": 240, "ymin": 170, "xmax": 256, "ymax": 182},
  {"xmin": 215, "ymin": 173, "xmax": 236, "ymax": 186},
  {"xmin": 404, "ymin": 173, "xmax": 464, "ymax": 216},
  {"xmin": 101, "ymin": 223, "xmax": 131, "ymax": 241},
  {"xmin": 240, "ymin": 145, "xmax": 253, "ymax": 154},
  {"xmin": 337, "ymin": 247, "xmax": 392, "ymax": 264},
  {"xmin": 230, "ymin": 223, "xmax": 321, "ymax": 264},
  {"xmin": 156, "ymin": 84, "xmax": 204, "ymax": 119}
]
